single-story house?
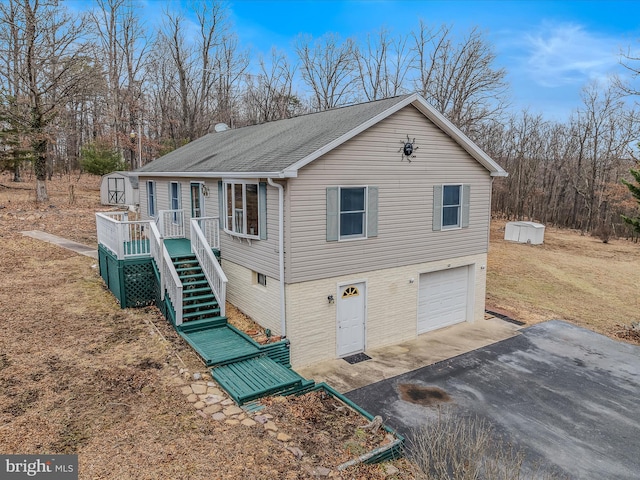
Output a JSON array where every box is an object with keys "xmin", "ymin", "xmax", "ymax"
[
  {"xmin": 100, "ymin": 171, "xmax": 139, "ymax": 208},
  {"xmin": 99, "ymin": 93, "xmax": 507, "ymax": 368}
]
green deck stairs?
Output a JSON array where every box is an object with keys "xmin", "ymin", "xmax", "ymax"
[{"xmin": 165, "ymin": 240, "xmax": 312, "ymax": 405}]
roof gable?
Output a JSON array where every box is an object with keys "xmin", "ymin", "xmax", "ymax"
[{"xmin": 137, "ymin": 93, "xmax": 507, "ymax": 178}]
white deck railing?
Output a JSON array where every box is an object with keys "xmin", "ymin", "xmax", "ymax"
[
  {"xmin": 96, "ymin": 212, "xmax": 151, "ymax": 258},
  {"xmin": 157, "ymin": 210, "xmax": 185, "ymax": 238},
  {"xmin": 195, "ymin": 217, "xmax": 221, "ymax": 249},
  {"xmin": 163, "ymin": 245, "xmax": 184, "ymax": 325},
  {"xmin": 190, "ymin": 218, "xmax": 227, "ymax": 317},
  {"xmin": 96, "ymin": 210, "xmax": 225, "ymax": 326},
  {"xmin": 148, "ymin": 222, "xmax": 164, "ymax": 299}
]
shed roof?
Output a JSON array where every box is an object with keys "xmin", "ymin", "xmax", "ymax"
[{"xmin": 137, "ymin": 93, "xmax": 507, "ymax": 178}]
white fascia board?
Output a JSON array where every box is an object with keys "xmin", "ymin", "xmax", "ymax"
[
  {"xmin": 283, "ymin": 94, "xmax": 418, "ymax": 176},
  {"xmin": 135, "ymin": 171, "xmax": 296, "ymax": 179},
  {"xmin": 410, "ymin": 97, "xmax": 508, "ymax": 177}
]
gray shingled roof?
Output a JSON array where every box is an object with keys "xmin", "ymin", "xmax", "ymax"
[
  {"xmin": 137, "ymin": 93, "xmax": 507, "ymax": 178},
  {"xmin": 137, "ymin": 95, "xmax": 412, "ymax": 176}
]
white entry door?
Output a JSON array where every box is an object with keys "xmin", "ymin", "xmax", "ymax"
[
  {"xmin": 418, "ymin": 266, "xmax": 469, "ymax": 334},
  {"xmin": 337, "ymin": 282, "xmax": 366, "ymax": 357}
]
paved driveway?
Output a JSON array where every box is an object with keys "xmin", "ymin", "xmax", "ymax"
[{"xmin": 345, "ymin": 321, "xmax": 640, "ymax": 479}]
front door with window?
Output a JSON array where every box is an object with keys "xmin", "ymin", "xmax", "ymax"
[
  {"xmin": 337, "ymin": 282, "xmax": 366, "ymax": 357},
  {"xmin": 191, "ymin": 182, "xmax": 204, "ymax": 218}
]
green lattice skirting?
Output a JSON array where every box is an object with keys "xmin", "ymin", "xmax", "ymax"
[{"xmin": 98, "ymin": 245, "xmax": 155, "ymax": 308}]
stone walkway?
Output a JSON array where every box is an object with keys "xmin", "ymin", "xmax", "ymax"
[{"xmin": 171, "ymin": 368, "xmax": 291, "ymax": 442}]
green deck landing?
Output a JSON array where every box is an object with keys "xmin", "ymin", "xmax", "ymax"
[
  {"xmin": 165, "ymin": 238, "xmax": 193, "ymax": 257},
  {"xmin": 178, "ymin": 320, "xmax": 261, "ymax": 366},
  {"xmin": 212, "ymin": 356, "xmax": 313, "ymax": 405}
]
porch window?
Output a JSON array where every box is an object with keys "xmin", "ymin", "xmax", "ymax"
[
  {"xmin": 147, "ymin": 181, "xmax": 156, "ymax": 217},
  {"xmin": 223, "ymin": 181, "xmax": 265, "ymax": 239},
  {"xmin": 169, "ymin": 181, "xmax": 181, "ymax": 223}
]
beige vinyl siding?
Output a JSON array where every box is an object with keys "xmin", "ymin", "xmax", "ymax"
[
  {"xmin": 140, "ymin": 177, "xmax": 280, "ymax": 279},
  {"xmin": 285, "ymin": 105, "xmax": 492, "ymax": 284},
  {"xmin": 139, "ymin": 177, "xmax": 215, "ymax": 221}
]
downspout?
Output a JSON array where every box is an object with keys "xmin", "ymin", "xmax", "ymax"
[
  {"xmin": 488, "ymin": 177, "xmax": 495, "ymax": 250},
  {"xmin": 268, "ymin": 178, "xmax": 286, "ymax": 338}
]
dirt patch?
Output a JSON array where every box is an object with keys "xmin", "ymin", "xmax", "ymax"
[
  {"xmin": 398, "ymin": 384, "xmax": 452, "ymax": 407},
  {"xmin": 261, "ymin": 391, "xmax": 401, "ymax": 472}
]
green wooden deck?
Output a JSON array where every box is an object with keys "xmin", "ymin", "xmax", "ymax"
[
  {"xmin": 165, "ymin": 238, "xmax": 192, "ymax": 257},
  {"xmin": 179, "ymin": 322, "xmax": 261, "ymax": 366},
  {"xmin": 167, "ymin": 244, "xmax": 313, "ymax": 406},
  {"xmin": 212, "ymin": 356, "xmax": 314, "ymax": 405}
]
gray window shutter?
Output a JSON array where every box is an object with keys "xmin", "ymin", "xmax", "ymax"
[
  {"xmin": 367, "ymin": 186, "xmax": 378, "ymax": 237},
  {"xmin": 218, "ymin": 181, "xmax": 224, "ymax": 229},
  {"xmin": 462, "ymin": 184, "xmax": 471, "ymax": 228},
  {"xmin": 433, "ymin": 185, "xmax": 442, "ymax": 231},
  {"xmin": 259, "ymin": 182, "xmax": 267, "ymax": 240},
  {"xmin": 326, "ymin": 187, "xmax": 339, "ymax": 241}
]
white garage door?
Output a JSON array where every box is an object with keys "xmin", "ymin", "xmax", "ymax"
[{"xmin": 418, "ymin": 266, "xmax": 469, "ymax": 333}]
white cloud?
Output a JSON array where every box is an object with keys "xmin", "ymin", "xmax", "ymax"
[{"xmin": 521, "ymin": 22, "xmax": 623, "ymax": 88}]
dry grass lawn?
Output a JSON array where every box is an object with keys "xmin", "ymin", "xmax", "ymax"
[{"xmin": 487, "ymin": 219, "xmax": 640, "ymax": 343}]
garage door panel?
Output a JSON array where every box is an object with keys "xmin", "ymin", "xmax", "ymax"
[{"xmin": 418, "ymin": 266, "xmax": 469, "ymax": 334}]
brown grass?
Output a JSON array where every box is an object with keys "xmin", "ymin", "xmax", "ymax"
[
  {"xmin": 487, "ymin": 219, "xmax": 640, "ymax": 343},
  {"xmin": 0, "ymin": 173, "xmax": 411, "ymax": 479}
]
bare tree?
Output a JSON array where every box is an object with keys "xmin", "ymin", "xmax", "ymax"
[
  {"xmin": 87, "ymin": 0, "xmax": 149, "ymax": 168},
  {"xmin": 0, "ymin": 0, "xmax": 90, "ymax": 201},
  {"xmin": 411, "ymin": 22, "xmax": 508, "ymax": 137},
  {"xmin": 242, "ymin": 48, "xmax": 302, "ymax": 124},
  {"xmin": 295, "ymin": 33, "xmax": 357, "ymax": 110},
  {"xmin": 149, "ymin": 1, "xmax": 246, "ymax": 146},
  {"xmin": 354, "ymin": 27, "xmax": 411, "ymax": 101}
]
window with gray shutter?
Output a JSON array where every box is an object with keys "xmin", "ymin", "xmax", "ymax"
[
  {"xmin": 327, "ymin": 186, "xmax": 378, "ymax": 241},
  {"xmin": 433, "ymin": 184, "xmax": 470, "ymax": 230}
]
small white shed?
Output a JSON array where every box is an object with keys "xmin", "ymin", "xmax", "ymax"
[
  {"xmin": 100, "ymin": 171, "xmax": 139, "ymax": 207},
  {"xmin": 504, "ymin": 221, "xmax": 545, "ymax": 245}
]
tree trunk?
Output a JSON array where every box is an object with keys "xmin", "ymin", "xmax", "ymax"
[{"xmin": 33, "ymin": 138, "xmax": 49, "ymax": 202}]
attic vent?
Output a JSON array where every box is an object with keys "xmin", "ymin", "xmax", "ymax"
[{"xmin": 214, "ymin": 123, "xmax": 229, "ymax": 132}]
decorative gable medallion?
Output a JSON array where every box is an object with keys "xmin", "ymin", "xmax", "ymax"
[{"xmin": 399, "ymin": 135, "xmax": 418, "ymax": 162}]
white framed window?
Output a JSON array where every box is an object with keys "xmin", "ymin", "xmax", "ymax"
[
  {"xmin": 326, "ymin": 186, "xmax": 378, "ymax": 242},
  {"xmin": 222, "ymin": 180, "xmax": 265, "ymax": 239},
  {"xmin": 147, "ymin": 180, "xmax": 156, "ymax": 217},
  {"xmin": 169, "ymin": 181, "xmax": 181, "ymax": 223},
  {"xmin": 442, "ymin": 184, "xmax": 462, "ymax": 229},
  {"xmin": 339, "ymin": 187, "xmax": 367, "ymax": 239},
  {"xmin": 433, "ymin": 184, "xmax": 470, "ymax": 231},
  {"xmin": 256, "ymin": 272, "xmax": 267, "ymax": 287}
]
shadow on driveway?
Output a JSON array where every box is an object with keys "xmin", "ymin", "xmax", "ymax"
[{"xmin": 345, "ymin": 320, "xmax": 640, "ymax": 479}]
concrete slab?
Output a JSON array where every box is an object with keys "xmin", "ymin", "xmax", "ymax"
[
  {"xmin": 298, "ymin": 316, "xmax": 521, "ymax": 393},
  {"xmin": 21, "ymin": 230, "xmax": 98, "ymax": 259},
  {"xmin": 345, "ymin": 320, "xmax": 640, "ymax": 479}
]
